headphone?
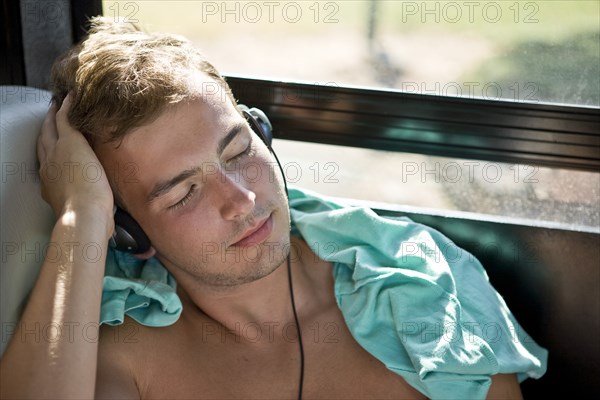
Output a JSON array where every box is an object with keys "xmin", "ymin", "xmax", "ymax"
[{"xmin": 109, "ymin": 104, "xmax": 278, "ymax": 254}]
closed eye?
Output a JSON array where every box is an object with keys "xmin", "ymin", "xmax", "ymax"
[
  {"xmin": 168, "ymin": 184, "xmax": 197, "ymax": 211},
  {"xmin": 228, "ymin": 138, "xmax": 256, "ymax": 163},
  {"xmin": 167, "ymin": 137, "xmax": 256, "ymax": 211}
]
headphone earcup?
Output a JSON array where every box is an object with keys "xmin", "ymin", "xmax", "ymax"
[
  {"xmin": 109, "ymin": 207, "xmax": 152, "ymax": 254},
  {"xmin": 238, "ymin": 104, "xmax": 273, "ymax": 147},
  {"xmin": 237, "ymin": 104, "xmax": 288, "ymax": 198}
]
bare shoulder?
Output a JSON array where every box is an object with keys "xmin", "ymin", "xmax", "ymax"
[
  {"xmin": 292, "ymin": 236, "xmax": 333, "ymax": 278},
  {"xmin": 95, "ymin": 318, "xmax": 146, "ymax": 399},
  {"xmin": 486, "ymin": 374, "xmax": 523, "ymax": 400},
  {"xmin": 291, "ymin": 236, "xmax": 337, "ymax": 304}
]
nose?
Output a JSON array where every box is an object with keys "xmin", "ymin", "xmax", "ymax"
[{"xmin": 215, "ymin": 169, "xmax": 256, "ymax": 221}]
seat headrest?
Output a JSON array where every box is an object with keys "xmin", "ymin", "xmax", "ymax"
[{"xmin": 1, "ymin": 86, "xmax": 55, "ymax": 357}]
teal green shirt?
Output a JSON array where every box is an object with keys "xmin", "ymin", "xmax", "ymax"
[{"xmin": 288, "ymin": 187, "xmax": 547, "ymax": 399}]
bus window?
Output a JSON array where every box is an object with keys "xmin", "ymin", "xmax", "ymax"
[
  {"xmin": 101, "ymin": 0, "xmax": 599, "ymax": 230},
  {"xmin": 273, "ymin": 140, "xmax": 599, "ymax": 230}
]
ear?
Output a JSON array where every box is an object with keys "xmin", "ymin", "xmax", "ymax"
[{"xmin": 133, "ymin": 246, "xmax": 156, "ymax": 260}]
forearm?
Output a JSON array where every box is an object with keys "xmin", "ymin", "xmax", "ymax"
[{"xmin": 0, "ymin": 205, "xmax": 112, "ymax": 399}]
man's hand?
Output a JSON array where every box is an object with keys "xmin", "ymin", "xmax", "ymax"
[{"xmin": 37, "ymin": 94, "xmax": 114, "ymax": 229}]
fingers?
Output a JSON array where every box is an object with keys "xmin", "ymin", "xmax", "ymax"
[
  {"xmin": 55, "ymin": 94, "xmax": 83, "ymax": 140},
  {"xmin": 36, "ymin": 133, "xmax": 45, "ymax": 167},
  {"xmin": 37, "ymin": 103, "xmax": 59, "ymax": 164}
]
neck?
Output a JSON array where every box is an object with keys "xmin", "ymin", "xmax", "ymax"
[{"xmin": 169, "ymin": 236, "xmax": 309, "ymax": 334}]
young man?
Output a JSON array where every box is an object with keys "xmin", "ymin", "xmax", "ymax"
[{"xmin": 1, "ymin": 18, "xmax": 539, "ymax": 399}]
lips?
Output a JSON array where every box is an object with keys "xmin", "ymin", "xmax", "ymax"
[{"xmin": 231, "ymin": 214, "xmax": 273, "ymax": 247}]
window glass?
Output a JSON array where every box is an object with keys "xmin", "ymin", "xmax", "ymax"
[
  {"xmin": 103, "ymin": 0, "xmax": 600, "ymax": 106},
  {"xmin": 273, "ymin": 139, "xmax": 600, "ymax": 230}
]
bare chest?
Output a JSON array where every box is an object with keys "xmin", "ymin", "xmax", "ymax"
[{"xmin": 134, "ymin": 311, "xmax": 425, "ymax": 399}]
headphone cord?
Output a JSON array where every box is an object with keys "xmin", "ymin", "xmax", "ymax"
[
  {"xmin": 264, "ymin": 114, "xmax": 302, "ymax": 398},
  {"xmin": 287, "ymin": 253, "xmax": 304, "ymax": 400}
]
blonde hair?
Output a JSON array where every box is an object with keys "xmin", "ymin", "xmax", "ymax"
[{"xmin": 51, "ymin": 16, "xmax": 236, "ymax": 145}]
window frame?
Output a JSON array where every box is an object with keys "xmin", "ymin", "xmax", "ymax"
[{"xmin": 227, "ymin": 76, "xmax": 600, "ymax": 172}]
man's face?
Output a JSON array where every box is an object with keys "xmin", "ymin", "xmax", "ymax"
[{"xmin": 95, "ymin": 84, "xmax": 290, "ymax": 287}]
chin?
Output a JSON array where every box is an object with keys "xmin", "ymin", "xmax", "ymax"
[{"xmin": 206, "ymin": 245, "xmax": 291, "ymax": 288}]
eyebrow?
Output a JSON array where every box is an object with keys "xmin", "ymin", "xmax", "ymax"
[
  {"xmin": 146, "ymin": 166, "xmax": 202, "ymax": 203},
  {"xmin": 216, "ymin": 122, "xmax": 245, "ymax": 157},
  {"xmin": 146, "ymin": 122, "xmax": 246, "ymax": 203}
]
